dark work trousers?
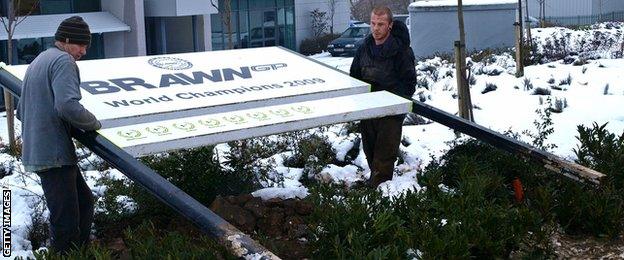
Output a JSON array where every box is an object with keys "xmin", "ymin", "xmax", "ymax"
[
  {"xmin": 36, "ymin": 165, "xmax": 94, "ymax": 254},
  {"xmin": 360, "ymin": 115, "xmax": 404, "ymax": 187}
]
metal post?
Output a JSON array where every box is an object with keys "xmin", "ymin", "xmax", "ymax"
[
  {"xmin": 525, "ymin": 0, "xmax": 533, "ymax": 50},
  {"xmin": 0, "ymin": 68, "xmax": 280, "ymax": 259},
  {"xmin": 515, "ymin": 21, "xmax": 524, "ymax": 77}
]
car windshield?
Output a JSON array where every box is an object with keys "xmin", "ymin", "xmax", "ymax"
[
  {"xmin": 340, "ymin": 27, "xmax": 370, "ymax": 38},
  {"xmin": 394, "ymin": 15, "xmax": 408, "ymax": 24}
]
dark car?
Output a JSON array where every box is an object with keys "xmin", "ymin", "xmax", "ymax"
[{"xmin": 326, "ymin": 25, "xmax": 370, "ymax": 57}]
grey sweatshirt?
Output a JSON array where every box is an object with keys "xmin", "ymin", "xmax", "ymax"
[{"xmin": 17, "ymin": 47, "xmax": 101, "ymax": 170}]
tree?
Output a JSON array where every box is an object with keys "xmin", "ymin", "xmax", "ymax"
[
  {"xmin": 327, "ymin": 0, "xmax": 337, "ymax": 34},
  {"xmin": 0, "ymin": 0, "xmax": 39, "ymax": 154},
  {"xmin": 455, "ymin": 0, "xmax": 473, "ymax": 122},
  {"xmin": 515, "ymin": 0, "xmax": 524, "ymax": 77},
  {"xmin": 311, "ymin": 8, "xmax": 328, "ymax": 38},
  {"xmin": 538, "ymin": 0, "xmax": 546, "ymax": 27},
  {"xmin": 211, "ymin": 0, "xmax": 233, "ymax": 49}
]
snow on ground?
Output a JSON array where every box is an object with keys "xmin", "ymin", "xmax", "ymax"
[
  {"xmin": 2, "ymin": 24, "xmax": 624, "ymax": 258},
  {"xmin": 532, "ymin": 22, "xmax": 624, "ymax": 61}
]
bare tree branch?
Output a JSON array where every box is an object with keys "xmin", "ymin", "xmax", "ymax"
[
  {"xmin": 14, "ymin": 1, "xmax": 39, "ymax": 28},
  {"xmin": 0, "ymin": 17, "xmax": 10, "ymax": 33}
]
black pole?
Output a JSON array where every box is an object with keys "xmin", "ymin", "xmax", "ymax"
[
  {"xmin": 410, "ymin": 99, "xmax": 604, "ymax": 185},
  {"xmin": 0, "ymin": 68, "xmax": 279, "ymax": 259}
]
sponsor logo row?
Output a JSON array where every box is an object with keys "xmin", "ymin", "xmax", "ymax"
[{"xmin": 116, "ymin": 105, "xmax": 315, "ymax": 140}]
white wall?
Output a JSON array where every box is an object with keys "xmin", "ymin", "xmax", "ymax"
[
  {"xmin": 294, "ymin": 0, "xmax": 350, "ymax": 51},
  {"xmin": 594, "ymin": 0, "xmax": 624, "ymax": 15},
  {"xmin": 144, "ymin": 0, "xmax": 218, "ymax": 17},
  {"xmin": 526, "ymin": 0, "xmax": 624, "ymax": 18},
  {"xmin": 526, "ymin": 0, "xmax": 592, "ymax": 17},
  {"xmin": 101, "ymin": 0, "xmax": 146, "ymax": 58},
  {"xmin": 409, "ymin": 3, "xmax": 516, "ymax": 58}
]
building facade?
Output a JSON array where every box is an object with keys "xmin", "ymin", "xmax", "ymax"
[
  {"xmin": 526, "ymin": 0, "xmax": 624, "ymax": 25},
  {"xmin": 0, "ymin": 0, "xmax": 349, "ymax": 108},
  {"xmin": 0, "ymin": 0, "xmax": 349, "ymax": 65},
  {"xmin": 409, "ymin": 0, "xmax": 516, "ymax": 58}
]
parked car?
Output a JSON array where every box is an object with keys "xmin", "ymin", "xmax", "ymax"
[
  {"xmin": 526, "ymin": 16, "xmax": 540, "ymax": 27},
  {"xmin": 326, "ymin": 24, "xmax": 370, "ymax": 57},
  {"xmin": 348, "ymin": 20, "xmax": 367, "ymax": 27}
]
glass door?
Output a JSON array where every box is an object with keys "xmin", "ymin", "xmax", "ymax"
[{"xmin": 249, "ymin": 9, "xmax": 277, "ymax": 47}]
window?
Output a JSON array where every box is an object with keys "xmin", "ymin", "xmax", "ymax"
[
  {"xmin": 213, "ymin": 0, "xmax": 295, "ymax": 51},
  {"xmin": 17, "ymin": 38, "xmax": 42, "ymax": 64},
  {"xmin": 238, "ymin": 11, "xmax": 249, "ymax": 48},
  {"xmin": 40, "ymin": 0, "xmax": 70, "ymax": 14},
  {"xmin": 72, "ymin": 0, "xmax": 100, "ymax": 12},
  {"xmin": 12, "ymin": 34, "xmax": 103, "ymax": 65},
  {"xmin": 211, "ymin": 14, "xmax": 225, "ymax": 51},
  {"xmin": 37, "ymin": 0, "xmax": 100, "ymax": 15},
  {"xmin": 16, "ymin": 0, "xmax": 41, "ymax": 15},
  {"xmin": 340, "ymin": 27, "xmax": 370, "ymax": 38}
]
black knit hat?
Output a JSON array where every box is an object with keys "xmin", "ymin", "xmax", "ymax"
[{"xmin": 55, "ymin": 16, "xmax": 91, "ymax": 46}]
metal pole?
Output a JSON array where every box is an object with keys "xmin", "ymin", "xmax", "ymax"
[
  {"xmin": 525, "ymin": 0, "xmax": 533, "ymax": 50},
  {"xmin": 515, "ymin": 23, "xmax": 524, "ymax": 77},
  {"xmin": 410, "ymin": 99, "xmax": 604, "ymax": 185},
  {"xmin": 0, "ymin": 67, "xmax": 280, "ymax": 259}
]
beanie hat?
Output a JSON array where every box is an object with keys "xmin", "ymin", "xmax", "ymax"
[{"xmin": 55, "ymin": 16, "xmax": 91, "ymax": 46}]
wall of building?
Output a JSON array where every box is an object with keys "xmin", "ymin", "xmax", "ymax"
[
  {"xmin": 294, "ymin": 0, "xmax": 350, "ymax": 51},
  {"xmin": 527, "ymin": 0, "xmax": 624, "ymax": 18},
  {"xmin": 592, "ymin": 0, "xmax": 624, "ymax": 16},
  {"xmin": 409, "ymin": 3, "xmax": 516, "ymax": 58},
  {"xmin": 526, "ymin": 0, "xmax": 592, "ymax": 17},
  {"xmin": 101, "ymin": 0, "xmax": 146, "ymax": 58}
]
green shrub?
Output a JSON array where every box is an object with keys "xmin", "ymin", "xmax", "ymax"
[
  {"xmin": 123, "ymin": 221, "xmax": 233, "ymax": 260},
  {"xmin": 307, "ymin": 185, "xmax": 412, "ymax": 259},
  {"xmin": 574, "ymin": 123, "xmax": 624, "ymax": 189},
  {"xmin": 223, "ymin": 138, "xmax": 285, "ymax": 185},
  {"xmin": 25, "ymin": 220, "xmax": 233, "ymax": 260},
  {"xmin": 551, "ymin": 123, "xmax": 624, "ymax": 238},
  {"xmin": 553, "ymin": 181, "xmax": 623, "ymax": 238},
  {"xmin": 93, "ymin": 175, "xmax": 140, "ymax": 238},
  {"xmin": 299, "ymin": 34, "xmax": 340, "ymax": 55},
  {"xmin": 27, "ymin": 243, "xmax": 113, "ymax": 260},
  {"xmin": 307, "ymin": 141, "xmax": 545, "ymax": 259},
  {"xmin": 26, "ymin": 206, "xmax": 49, "ymax": 251},
  {"xmin": 130, "ymin": 146, "xmax": 260, "ymax": 219},
  {"xmin": 522, "ymin": 105, "xmax": 558, "ymax": 151},
  {"xmin": 282, "ymin": 133, "xmax": 335, "ymax": 178},
  {"xmin": 416, "ymin": 141, "xmax": 548, "ymax": 258}
]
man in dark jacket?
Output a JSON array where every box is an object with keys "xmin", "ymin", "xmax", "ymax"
[
  {"xmin": 17, "ymin": 16, "xmax": 101, "ymax": 254},
  {"xmin": 350, "ymin": 6, "xmax": 417, "ymax": 187}
]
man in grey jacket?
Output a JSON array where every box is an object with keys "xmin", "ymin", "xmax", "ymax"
[{"xmin": 17, "ymin": 16, "xmax": 101, "ymax": 254}]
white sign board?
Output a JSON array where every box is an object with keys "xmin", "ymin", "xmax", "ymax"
[
  {"xmin": 7, "ymin": 47, "xmax": 370, "ymax": 128},
  {"xmin": 100, "ymin": 92, "xmax": 412, "ymax": 157}
]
